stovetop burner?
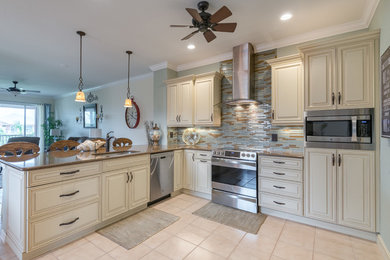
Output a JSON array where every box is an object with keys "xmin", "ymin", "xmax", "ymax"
[{"xmin": 212, "ymin": 148, "xmax": 257, "ymax": 161}]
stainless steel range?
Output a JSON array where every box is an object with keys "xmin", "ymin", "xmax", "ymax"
[{"xmin": 211, "ymin": 149, "xmax": 258, "ymax": 213}]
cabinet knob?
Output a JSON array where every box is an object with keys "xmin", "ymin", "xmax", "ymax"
[
  {"xmin": 332, "ymin": 92, "xmax": 335, "ymax": 105},
  {"xmin": 271, "ymin": 110, "xmax": 275, "ymax": 120},
  {"xmin": 332, "ymin": 154, "xmax": 335, "ymax": 166},
  {"xmin": 210, "ymin": 113, "xmax": 213, "ymax": 121},
  {"xmin": 338, "ymin": 154, "xmax": 342, "ymax": 167},
  {"xmin": 338, "ymin": 92, "xmax": 341, "ymax": 105}
]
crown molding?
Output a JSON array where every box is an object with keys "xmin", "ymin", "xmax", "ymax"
[
  {"xmin": 55, "ymin": 72, "xmax": 153, "ymax": 99},
  {"xmin": 149, "ymin": 61, "xmax": 177, "ymax": 72}
]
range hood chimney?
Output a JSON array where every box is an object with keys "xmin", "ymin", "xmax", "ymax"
[{"xmin": 226, "ymin": 42, "xmax": 258, "ymax": 105}]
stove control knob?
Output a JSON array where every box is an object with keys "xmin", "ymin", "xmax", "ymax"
[{"xmin": 251, "ymin": 154, "xmax": 255, "ymax": 158}]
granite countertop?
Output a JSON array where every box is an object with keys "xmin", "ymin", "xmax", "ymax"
[{"xmin": 0, "ymin": 144, "xmax": 303, "ymax": 171}]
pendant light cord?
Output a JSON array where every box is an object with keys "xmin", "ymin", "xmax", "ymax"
[
  {"xmin": 127, "ymin": 51, "xmax": 132, "ymax": 99},
  {"xmin": 78, "ymin": 32, "xmax": 84, "ymax": 91}
]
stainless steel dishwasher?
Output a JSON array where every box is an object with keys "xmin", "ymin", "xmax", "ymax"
[{"xmin": 150, "ymin": 152, "xmax": 174, "ymax": 203}]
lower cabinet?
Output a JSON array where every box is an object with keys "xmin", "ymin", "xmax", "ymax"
[
  {"xmin": 183, "ymin": 150, "xmax": 195, "ymax": 190},
  {"xmin": 174, "ymin": 150, "xmax": 184, "ymax": 191},
  {"xmin": 194, "ymin": 158, "xmax": 211, "ymax": 194},
  {"xmin": 102, "ymin": 162, "xmax": 150, "ymax": 221},
  {"xmin": 305, "ymin": 148, "xmax": 375, "ymax": 231},
  {"xmin": 102, "ymin": 169, "xmax": 129, "ymax": 220}
]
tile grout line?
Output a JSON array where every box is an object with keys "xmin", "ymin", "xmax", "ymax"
[
  {"xmin": 269, "ymin": 219, "xmax": 286, "ymax": 259},
  {"xmin": 312, "ymin": 227, "xmax": 317, "ymax": 260},
  {"xmin": 225, "ymin": 231, "xmax": 247, "ymax": 259}
]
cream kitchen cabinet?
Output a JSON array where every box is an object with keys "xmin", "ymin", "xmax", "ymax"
[
  {"xmin": 194, "ymin": 151, "xmax": 212, "ymax": 194},
  {"xmin": 194, "ymin": 72, "xmax": 223, "ymax": 126},
  {"xmin": 128, "ymin": 164, "xmax": 150, "ymax": 209},
  {"xmin": 267, "ymin": 54, "xmax": 304, "ymax": 125},
  {"xmin": 183, "ymin": 150, "xmax": 195, "ymax": 190},
  {"xmin": 166, "ymin": 75, "xmax": 195, "ymax": 127},
  {"xmin": 304, "ymin": 148, "xmax": 375, "ymax": 231},
  {"xmin": 299, "ymin": 31, "xmax": 378, "ymax": 111},
  {"xmin": 174, "ymin": 150, "xmax": 184, "ymax": 191}
]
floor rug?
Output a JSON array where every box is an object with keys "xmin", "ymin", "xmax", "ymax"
[
  {"xmin": 193, "ymin": 202, "xmax": 266, "ymax": 234},
  {"xmin": 98, "ymin": 208, "xmax": 179, "ymax": 250}
]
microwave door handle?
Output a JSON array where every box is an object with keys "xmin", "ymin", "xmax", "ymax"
[{"xmin": 351, "ymin": 116, "xmax": 357, "ymax": 142}]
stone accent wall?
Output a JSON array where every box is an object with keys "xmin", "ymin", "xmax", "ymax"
[{"xmin": 168, "ymin": 49, "xmax": 304, "ymax": 153}]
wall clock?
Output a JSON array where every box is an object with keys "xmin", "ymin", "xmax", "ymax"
[{"xmin": 125, "ymin": 98, "xmax": 140, "ymax": 129}]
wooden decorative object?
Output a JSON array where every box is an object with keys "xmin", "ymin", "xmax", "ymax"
[
  {"xmin": 49, "ymin": 140, "xmax": 80, "ymax": 151},
  {"xmin": 91, "ymin": 138, "xmax": 105, "ymax": 142},
  {"xmin": 0, "ymin": 142, "xmax": 40, "ymax": 157},
  {"xmin": 113, "ymin": 138, "xmax": 133, "ymax": 147}
]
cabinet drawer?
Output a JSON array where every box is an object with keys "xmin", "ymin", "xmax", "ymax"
[
  {"xmin": 28, "ymin": 162, "xmax": 101, "ymax": 187},
  {"xmin": 28, "ymin": 176, "xmax": 100, "ymax": 218},
  {"xmin": 195, "ymin": 151, "xmax": 212, "ymax": 160},
  {"xmin": 28, "ymin": 202, "xmax": 99, "ymax": 251},
  {"xmin": 259, "ymin": 178, "xmax": 302, "ymax": 199},
  {"xmin": 102, "ymin": 154, "xmax": 149, "ymax": 172},
  {"xmin": 260, "ymin": 157, "xmax": 303, "ymax": 170},
  {"xmin": 260, "ymin": 193, "xmax": 303, "ymax": 216},
  {"xmin": 260, "ymin": 167, "xmax": 303, "ymax": 182}
]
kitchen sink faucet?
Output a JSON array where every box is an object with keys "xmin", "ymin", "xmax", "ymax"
[{"xmin": 106, "ymin": 131, "xmax": 115, "ymax": 152}]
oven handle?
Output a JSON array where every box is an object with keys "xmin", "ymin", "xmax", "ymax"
[
  {"xmin": 351, "ymin": 116, "xmax": 358, "ymax": 142},
  {"xmin": 212, "ymin": 157, "xmax": 257, "ymax": 170}
]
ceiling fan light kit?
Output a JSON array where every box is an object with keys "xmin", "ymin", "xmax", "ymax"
[
  {"xmin": 171, "ymin": 1, "xmax": 237, "ymax": 43},
  {"xmin": 75, "ymin": 31, "xmax": 86, "ymax": 102}
]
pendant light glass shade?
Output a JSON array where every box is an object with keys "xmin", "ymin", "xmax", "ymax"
[
  {"xmin": 75, "ymin": 31, "xmax": 86, "ymax": 102},
  {"xmin": 75, "ymin": 91, "xmax": 86, "ymax": 102},
  {"xmin": 124, "ymin": 98, "xmax": 132, "ymax": 107},
  {"xmin": 124, "ymin": 50, "xmax": 133, "ymax": 107}
]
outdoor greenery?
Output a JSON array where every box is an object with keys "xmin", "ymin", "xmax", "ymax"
[{"xmin": 41, "ymin": 113, "xmax": 63, "ymax": 148}]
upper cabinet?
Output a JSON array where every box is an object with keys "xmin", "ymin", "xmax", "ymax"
[
  {"xmin": 299, "ymin": 31, "xmax": 379, "ymax": 111},
  {"xmin": 166, "ymin": 72, "xmax": 222, "ymax": 127},
  {"xmin": 267, "ymin": 54, "xmax": 303, "ymax": 125},
  {"xmin": 166, "ymin": 75, "xmax": 195, "ymax": 127},
  {"xmin": 194, "ymin": 72, "xmax": 223, "ymax": 126}
]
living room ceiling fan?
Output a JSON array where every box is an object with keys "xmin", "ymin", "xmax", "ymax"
[
  {"xmin": 170, "ymin": 1, "xmax": 237, "ymax": 43},
  {"xmin": 0, "ymin": 81, "xmax": 41, "ymax": 95}
]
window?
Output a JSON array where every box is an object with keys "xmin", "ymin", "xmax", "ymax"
[{"xmin": 0, "ymin": 104, "xmax": 38, "ymax": 145}]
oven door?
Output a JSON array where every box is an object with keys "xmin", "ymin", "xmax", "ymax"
[
  {"xmin": 305, "ymin": 115, "xmax": 371, "ymax": 143},
  {"xmin": 211, "ymin": 157, "xmax": 257, "ymax": 198}
]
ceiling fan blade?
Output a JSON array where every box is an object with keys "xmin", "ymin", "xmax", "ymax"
[
  {"xmin": 186, "ymin": 8, "xmax": 202, "ymax": 23},
  {"xmin": 212, "ymin": 23, "xmax": 237, "ymax": 32},
  {"xmin": 181, "ymin": 30, "xmax": 200, "ymax": 40},
  {"xmin": 210, "ymin": 6, "xmax": 232, "ymax": 24},
  {"xmin": 170, "ymin": 25, "xmax": 193, "ymax": 28},
  {"xmin": 21, "ymin": 89, "xmax": 41, "ymax": 93},
  {"xmin": 204, "ymin": 30, "xmax": 216, "ymax": 43}
]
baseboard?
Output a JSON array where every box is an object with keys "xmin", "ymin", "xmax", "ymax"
[
  {"xmin": 261, "ymin": 208, "xmax": 377, "ymax": 241},
  {"xmin": 378, "ymin": 235, "xmax": 390, "ymax": 260},
  {"xmin": 0, "ymin": 229, "xmax": 5, "ymax": 242},
  {"xmin": 182, "ymin": 189, "xmax": 211, "ymax": 200}
]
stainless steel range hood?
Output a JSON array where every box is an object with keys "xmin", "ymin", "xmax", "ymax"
[{"xmin": 226, "ymin": 42, "xmax": 258, "ymax": 105}]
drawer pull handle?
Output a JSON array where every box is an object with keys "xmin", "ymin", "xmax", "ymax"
[
  {"xmin": 273, "ymin": 172, "xmax": 285, "ymax": 176},
  {"xmin": 60, "ymin": 170, "xmax": 80, "ymax": 175},
  {"xmin": 200, "ymin": 160, "xmax": 208, "ymax": 163},
  {"xmin": 130, "ymin": 172, "xmax": 133, "ymax": 183},
  {"xmin": 273, "ymin": 201, "xmax": 285, "ymax": 205},
  {"xmin": 273, "ymin": 161, "xmax": 285, "ymax": 164},
  {"xmin": 59, "ymin": 190, "xmax": 80, "ymax": 197},
  {"xmin": 200, "ymin": 154, "xmax": 207, "ymax": 156},
  {"xmin": 59, "ymin": 217, "xmax": 79, "ymax": 226},
  {"xmin": 273, "ymin": 185, "xmax": 285, "ymax": 189}
]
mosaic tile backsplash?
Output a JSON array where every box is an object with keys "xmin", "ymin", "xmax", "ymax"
[{"xmin": 167, "ymin": 49, "xmax": 304, "ymax": 153}]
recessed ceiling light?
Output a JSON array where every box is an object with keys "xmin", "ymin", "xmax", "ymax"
[
  {"xmin": 187, "ymin": 44, "xmax": 195, "ymax": 50},
  {"xmin": 280, "ymin": 13, "xmax": 292, "ymax": 21}
]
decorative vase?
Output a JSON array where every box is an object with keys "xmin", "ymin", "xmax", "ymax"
[{"xmin": 149, "ymin": 124, "xmax": 162, "ymax": 146}]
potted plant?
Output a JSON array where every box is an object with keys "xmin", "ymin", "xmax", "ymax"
[{"xmin": 41, "ymin": 113, "xmax": 63, "ymax": 149}]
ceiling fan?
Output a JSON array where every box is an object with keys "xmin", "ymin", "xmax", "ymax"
[
  {"xmin": 0, "ymin": 81, "xmax": 41, "ymax": 95},
  {"xmin": 170, "ymin": 1, "xmax": 237, "ymax": 43}
]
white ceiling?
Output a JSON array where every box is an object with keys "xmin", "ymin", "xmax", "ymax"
[{"xmin": 0, "ymin": 0, "xmax": 378, "ymax": 97}]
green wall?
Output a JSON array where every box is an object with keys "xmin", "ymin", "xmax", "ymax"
[
  {"xmin": 177, "ymin": 63, "xmax": 220, "ymax": 77},
  {"xmin": 370, "ymin": 0, "xmax": 390, "ymax": 250}
]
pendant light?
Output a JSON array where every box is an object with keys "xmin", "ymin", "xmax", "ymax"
[
  {"xmin": 75, "ymin": 31, "xmax": 86, "ymax": 102},
  {"xmin": 124, "ymin": 50, "xmax": 133, "ymax": 107}
]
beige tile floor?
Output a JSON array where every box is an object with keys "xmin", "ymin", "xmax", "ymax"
[{"xmin": 0, "ymin": 193, "xmax": 386, "ymax": 260}]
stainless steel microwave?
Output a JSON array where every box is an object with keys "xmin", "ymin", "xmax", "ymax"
[{"xmin": 305, "ymin": 108, "xmax": 374, "ymax": 150}]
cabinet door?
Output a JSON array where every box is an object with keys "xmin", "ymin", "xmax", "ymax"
[
  {"xmin": 167, "ymin": 84, "xmax": 178, "ymax": 126},
  {"xmin": 337, "ymin": 42, "xmax": 374, "ymax": 109},
  {"xmin": 195, "ymin": 159, "xmax": 211, "ymax": 194},
  {"xmin": 102, "ymin": 169, "xmax": 129, "ymax": 220},
  {"xmin": 337, "ymin": 150, "xmax": 375, "ymax": 231},
  {"xmin": 304, "ymin": 148, "xmax": 337, "ymax": 223},
  {"xmin": 174, "ymin": 150, "xmax": 184, "ymax": 191},
  {"xmin": 272, "ymin": 60, "xmax": 303, "ymax": 124},
  {"xmin": 178, "ymin": 81, "xmax": 193, "ymax": 125},
  {"xmin": 183, "ymin": 151, "xmax": 195, "ymax": 190},
  {"xmin": 304, "ymin": 49, "xmax": 336, "ymax": 111},
  {"xmin": 129, "ymin": 164, "xmax": 150, "ymax": 209},
  {"xmin": 194, "ymin": 78, "xmax": 213, "ymax": 125}
]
